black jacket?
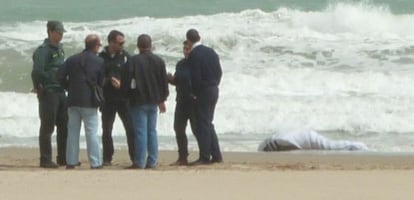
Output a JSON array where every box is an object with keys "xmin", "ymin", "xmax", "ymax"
[
  {"xmin": 126, "ymin": 51, "xmax": 169, "ymax": 106},
  {"xmin": 169, "ymin": 58, "xmax": 193, "ymax": 103},
  {"xmin": 57, "ymin": 50, "xmax": 105, "ymax": 108},
  {"xmin": 98, "ymin": 47, "xmax": 130, "ymax": 103},
  {"xmin": 187, "ymin": 44, "xmax": 222, "ymax": 96}
]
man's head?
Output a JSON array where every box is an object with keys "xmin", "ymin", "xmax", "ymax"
[
  {"xmin": 47, "ymin": 21, "xmax": 65, "ymax": 44},
  {"xmin": 137, "ymin": 34, "xmax": 152, "ymax": 53},
  {"xmin": 186, "ymin": 29, "xmax": 200, "ymax": 44},
  {"xmin": 84, "ymin": 34, "xmax": 102, "ymax": 54},
  {"xmin": 107, "ymin": 30, "xmax": 125, "ymax": 54},
  {"xmin": 183, "ymin": 40, "xmax": 192, "ymax": 58}
]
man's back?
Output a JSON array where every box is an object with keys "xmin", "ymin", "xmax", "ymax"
[
  {"xmin": 58, "ymin": 50, "xmax": 104, "ymax": 108},
  {"xmin": 128, "ymin": 51, "xmax": 168, "ymax": 105},
  {"xmin": 189, "ymin": 45, "xmax": 222, "ymax": 94}
]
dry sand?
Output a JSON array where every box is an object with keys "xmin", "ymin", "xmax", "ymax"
[{"xmin": 1, "ymin": 147, "xmax": 414, "ymax": 199}]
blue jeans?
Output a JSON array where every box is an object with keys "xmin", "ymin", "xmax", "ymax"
[
  {"xmin": 66, "ymin": 107, "xmax": 102, "ymax": 168},
  {"xmin": 130, "ymin": 104, "xmax": 158, "ymax": 168}
]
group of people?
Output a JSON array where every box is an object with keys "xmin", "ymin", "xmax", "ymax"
[{"xmin": 31, "ymin": 20, "xmax": 223, "ymax": 169}]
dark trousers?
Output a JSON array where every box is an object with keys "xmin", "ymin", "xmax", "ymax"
[
  {"xmin": 193, "ymin": 87, "xmax": 222, "ymax": 162},
  {"xmin": 37, "ymin": 91, "xmax": 68, "ymax": 164},
  {"xmin": 174, "ymin": 100, "xmax": 196, "ymax": 160},
  {"xmin": 101, "ymin": 101, "xmax": 134, "ymax": 162}
]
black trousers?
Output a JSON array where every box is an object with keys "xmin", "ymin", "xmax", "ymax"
[
  {"xmin": 174, "ymin": 100, "xmax": 196, "ymax": 160},
  {"xmin": 101, "ymin": 101, "xmax": 134, "ymax": 162},
  {"xmin": 37, "ymin": 91, "xmax": 68, "ymax": 164},
  {"xmin": 193, "ymin": 87, "xmax": 222, "ymax": 162}
]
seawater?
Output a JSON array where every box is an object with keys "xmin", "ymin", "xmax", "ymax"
[{"xmin": 1, "ymin": 1, "xmax": 414, "ymax": 152}]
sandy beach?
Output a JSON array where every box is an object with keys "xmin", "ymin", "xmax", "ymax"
[{"xmin": 1, "ymin": 147, "xmax": 414, "ymax": 199}]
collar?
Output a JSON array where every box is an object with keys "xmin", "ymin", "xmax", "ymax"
[{"xmin": 191, "ymin": 41, "xmax": 202, "ymax": 50}]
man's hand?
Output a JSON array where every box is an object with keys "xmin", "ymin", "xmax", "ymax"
[
  {"xmin": 111, "ymin": 77, "xmax": 121, "ymax": 89},
  {"xmin": 158, "ymin": 102, "xmax": 166, "ymax": 113}
]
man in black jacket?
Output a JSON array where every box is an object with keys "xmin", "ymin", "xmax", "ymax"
[
  {"xmin": 99, "ymin": 30, "xmax": 134, "ymax": 166},
  {"xmin": 126, "ymin": 34, "xmax": 169, "ymax": 169},
  {"xmin": 167, "ymin": 40, "xmax": 196, "ymax": 166},
  {"xmin": 186, "ymin": 29, "xmax": 223, "ymax": 165},
  {"xmin": 57, "ymin": 34, "xmax": 105, "ymax": 169}
]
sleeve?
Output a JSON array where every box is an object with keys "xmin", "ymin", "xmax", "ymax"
[
  {"xmin": 158, "ymin": 59, "xmax": 169, "ymax": 102},
  {"xmin": 31, "ymin": 47, "xmax": 49, "ymax": 88},
  {"xmin": 56, "ymin": 58, "xmax": 69, "ymax": 90}
]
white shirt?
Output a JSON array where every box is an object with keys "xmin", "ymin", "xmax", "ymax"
[
  {"xmin": 191, "ymin": 41, "xmax": 201, "ymax": 50},
  {"xmin": 258, "ymin": 129, "xmax": 368, "ymax": 151}
]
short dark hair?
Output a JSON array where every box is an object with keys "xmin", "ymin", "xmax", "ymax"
[
  {"xmin": 107, "ymin": 30, "xmax": 124, "ymax": 43},
  {"xmin": 85, "ymin": 35, "xmax": 100, "ymax": 50},
  {"xmin": 186, "ymin": 29, "xmax": 200, "ymax": 43},
  {"xmin": 137, "ymin": 34, "xmax": 152, "ymax": 50}
]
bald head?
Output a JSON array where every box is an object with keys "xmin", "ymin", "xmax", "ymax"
[
  {"xmin": 137, "ymin": 34, "xmax": 152, "ymax": 52},
  {"xmin": 85, "ymin": 34, "xmax": 101, "ymax": 53},
  {"xmin": 186, "ymin": 29, "xmax": 200, "ymax": 43}
]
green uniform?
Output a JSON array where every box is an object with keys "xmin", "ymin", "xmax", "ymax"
[
  {"xmin": 32, "ymin": 38, "xmax": 65, "ymax": 92},
  {"xmin": 32, "ymin": 38, "xmax": 68, "ymax": 166}
]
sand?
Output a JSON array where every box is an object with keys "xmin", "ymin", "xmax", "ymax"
[{"xmin": 1, "ymin": 147, "xmax": 414, "ymax": 199}]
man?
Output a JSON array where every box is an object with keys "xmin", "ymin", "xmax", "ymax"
[
  {"xmin": 57, "ymin": 34, "xmax": 104, "ymax": 169},
  {"xmin": 167, "ymin": 40, "xmax": 197, "ymax": 166},
  {"xmin": 99, "ymin": 30, "xmax": 134, "ymax": 166},
  {"xmin": 127, "ymin": 34, "xmax": 169, "ymax": 169},
  {"xmin": 186, "ymin": 29, "xmax": 223, "ymax": 165},
  {"xmin": 258, "ymin": 129, "xmax": 368, "ymax": 151},
  {"xmin": 31, "ymin": 20, "xmax": 67, "ymax": 168}
]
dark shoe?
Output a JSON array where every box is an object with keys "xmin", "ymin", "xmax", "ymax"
[
  {"xmin": 125, "ymin": 164, "xmax": 142, "ymax": 169},
  {"xmin": 66, "ymin": 165, "xmax": 76, "ymax": 169},
  {"xmin": 145, "ymin": 164, "xmax": 157, "ymax": 169},
  {"xmin": 188, "ymin": 159, "xmax": 211, "ymax": 166},
  {"xmin": 103, "ymin": 161, "xmax": 112, "ymax": 166},
  {"xmin": 90, "ymin": 165, "xmax": 103, "ymax": 169},
  {"xmin": 169, "ymin": 159, "xmax": 188, "ymax": 166},
  {"xmin": 211, "ymin": 158, "xmax": 223, "ymax": 163},
  {"xmin": 40, "ymin": 162, "xmax": 59, "ymax": 169},
  {"xmin": 57, "ymin": 160, "xmax": 66, "ymax": 166}
]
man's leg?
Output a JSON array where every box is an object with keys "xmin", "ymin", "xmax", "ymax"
[
  {"xmin": 55, "ymin": 92, "xmax": 68, "ymax": 165},
  {"xmin": 206, "ymin": 87, "xmax": 222, "ymax": 162},
  {"xmin": 66, "ymin": 107, "xmax": 81, "ymax": 166},
  {"xmin": 38, "ymin": 92, "xmax": 59, "ymax": 167},
  {"xmin": 173, "ymin": 102, "xmax": 189, "ymax": 162},
  {"xmin": 146, "ymin": 104, "xmax": 158, "ymax": 168},
  {"xmin": 131, "ymin": 105, "xmax": 148, "ymax": 168},
  {"xmin": 117, "ymin": 102, "xmax": 135, "ymax": 162},
  {"xmin": 82, "ymin": 107, "xmax": 102, "ymax": 168},
  {"xmin": 101, "ymin": 103, "xmax": 116, "ymax": 165}
]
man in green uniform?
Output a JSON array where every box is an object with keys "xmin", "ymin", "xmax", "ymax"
[{"xmin": 31, "ymin": 21, "xmax": 68, "ymax": 168}]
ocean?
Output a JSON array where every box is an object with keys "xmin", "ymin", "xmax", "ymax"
[{"xmin": 1, "ymin": 0, "xmax": 414, "ymax": 152}]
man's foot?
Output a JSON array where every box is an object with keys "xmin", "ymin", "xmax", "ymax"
[
  {"xmin": 40, "ymin": 162, "xmax": 59, "ymax": 169},
  {"xmin": 66, "ymin": 165, "xmax": 76, "ymax": 170},
  {"xmin": 211, "ymin": 158, "xmax": 223, "ymax": 163},
  {"xmin": 103, "ymin": 161, "xmax": 112, "ymax": 166},
  {"xmin": 125, "ymin": 164, "xmax": 142, "ymax": 169},
  {"xmin": 169, "ymin": 159, "xmax": 188, "ymax": 166},
  {"xmin": 90, "ymin": 165, "xmax": 103, "ymax": 170},
  {"xmin": 188, "ymin": 159, "xmax": 211, "ymax": 166}
]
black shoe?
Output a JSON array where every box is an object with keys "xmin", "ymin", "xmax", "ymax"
[
  {"xmin": 66, "ymin": 165, "xmax": 76, "ymax": 169},
  {"xmin": 40, "ymin": 162, "xmax": 59, "ymax": 169},
  {"xmin": 211, "ymin": 158, "xmax": 223, "ymax": 163},
  {"xmin": 125, "ymin": 164, "xmax": 142, "ymax": 169},
  {"xmin": 188, "ymin": 159, "xmax": 211, "ymax": 166},
  {"xmin": 145, "ymin": 164, "xmax": 157, "ymax": 169},
  {"xmin": 90, "ymin": 165, "xmax": 103, "ymax": 169},
  {"xmin": 169, "ymin": 159, "xmax": 188, "ymax": 166},
  {"xmin": 103, "ymin": 161, "xmax": 112, "ymax": 166}
]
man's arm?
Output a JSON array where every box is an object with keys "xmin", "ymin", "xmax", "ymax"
[
  {"xmin": 56, "ymin": 59, "xmax": 69, "ymax": 90},
  {"xmin": 32, "ymin": 47, "xmax": 50, "ymax": 89}
]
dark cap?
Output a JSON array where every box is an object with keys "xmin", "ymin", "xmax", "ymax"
[{"xmin": 47, "ymin": 21, "xmax": 66, "ymax": 33}]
